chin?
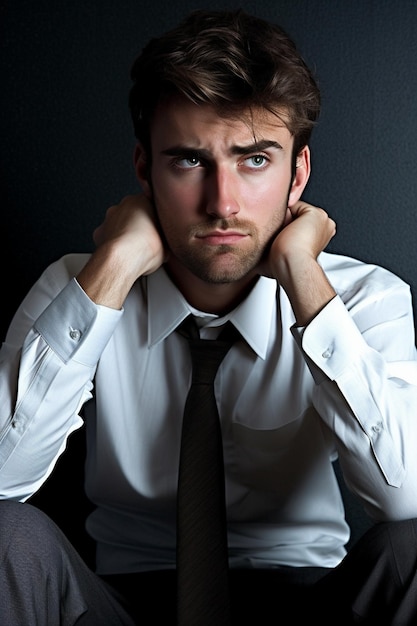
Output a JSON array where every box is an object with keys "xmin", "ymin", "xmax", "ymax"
[{"xmin": 193, "ymin": 263, "xmax": 257, "ymax": 284}]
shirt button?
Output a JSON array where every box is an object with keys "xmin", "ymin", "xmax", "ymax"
[
  {"xmin": 69, "ymin": 328, "xmax": 81, "ymax": 341},
  {"xmin": 372, "ymin": 422, "xmax": 383, "ymax": 433},
  {"xmin": 322, "ymin": 348, "xmax": 332, "ymax": 358},
  {"xmin": 11, "ymin": 418, "xmax": 22, "ymax": 433}
]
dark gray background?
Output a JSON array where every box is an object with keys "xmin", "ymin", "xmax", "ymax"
[
  {"xmin": 2, "ymin": 0, "xmax": 414, "ymax": 554},
  {"xmin": 1, "ymin": 0, "xmax": 417, "ymax": 337}
]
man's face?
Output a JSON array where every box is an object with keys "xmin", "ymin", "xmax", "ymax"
[{"xmin": 141, "ymin": 97, "xmax": 308, "ymax": 287}]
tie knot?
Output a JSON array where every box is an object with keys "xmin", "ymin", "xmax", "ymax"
[{"xmin": 177, "ymin": 316, "xmax": 238, "ymax": 384}]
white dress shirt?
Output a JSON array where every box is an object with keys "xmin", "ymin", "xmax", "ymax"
[{"xmin": 1, "ymin": 251, "xmax": 417, "ymax": 574}]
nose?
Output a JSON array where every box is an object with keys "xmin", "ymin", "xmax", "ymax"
[{"xmin": 205, "ymin": 166, "xmax": 240, "ymax": 218}]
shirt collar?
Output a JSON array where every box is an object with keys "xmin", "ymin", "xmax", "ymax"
[{"xmin": 147, "ymin": 267, "xmax": 278, "ymax": 359}]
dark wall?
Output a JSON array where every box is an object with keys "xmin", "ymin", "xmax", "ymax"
[{"xmin": 1, "ymin": 0, "xmax": 417, "ymax": 337}]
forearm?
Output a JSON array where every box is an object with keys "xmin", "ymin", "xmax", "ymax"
[
  {"xmin": 316, "ymin": 368, "xmax": 417, "ymax": 522},
  {"xmin": 0, "ymin": 332, "xmax": 90, "ymax": 500},
  {"xmin": 0, "ymin": 263, "xmax": 122, "ymax": 500},
  {"xmin": 298, "ymin": 294, "xmax": 417, "ymax": 521},
  {"xmin": 76, "ymin": 240, "xmax": 143, "ymax": 310},
  {"xmin": 77, "ymin": 193, "xmax": 166, "ymax": 308},
  {"xmin": 266, "ymin": 202, "xmax": 337, "ymax": 326},
  {"xmin": 275, "ymin": 254, "xmax": 336, "ymax": 326}
]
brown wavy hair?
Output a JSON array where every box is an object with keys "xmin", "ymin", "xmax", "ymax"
[{"xmin": 129, "ymin": 9, "xmax": 320, "ymax": 160}]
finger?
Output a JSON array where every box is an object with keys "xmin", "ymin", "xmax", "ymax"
[
  {"xmin": 288, "ymin": 200, "xmax": 309, "ymax": 218},
  {"xmin": 92, "ymin": 224, "xmax": 103, "ymax": 246},
  {"xmin": 283, "ymin": 207, "xmax": 293, "ymax": 226}
]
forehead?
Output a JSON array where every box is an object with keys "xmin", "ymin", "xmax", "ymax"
[{"xmin": 150, "ymin": 96, "xmax": 293, "ymax": 148}]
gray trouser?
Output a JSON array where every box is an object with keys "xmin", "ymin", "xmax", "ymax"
[
  {"xmin": 0, "ymin": 500, "xmax": 135, "ymax": 625},
  {"xmin": 1, "ymin": 500, "xmax": 417, "ymax": 625}
]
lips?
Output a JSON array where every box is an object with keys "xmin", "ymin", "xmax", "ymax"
[{"xmin": 196, "ymin": 230, "xmax": 248, "ymax": 245}]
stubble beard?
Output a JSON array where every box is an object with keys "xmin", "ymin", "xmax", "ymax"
[
  {"xmin": 159, "ymin": 211, "xmax": 286, "ymax": 285},
  {"xmin": 175, "ymin": 243, "xmax": 264, "ymax": 283},
  {"xmin": 165, "ymin": 218, "xmax": 271, "ymax": 283}
]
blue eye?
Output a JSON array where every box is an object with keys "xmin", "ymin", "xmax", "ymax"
[
  {"xmin": 245, "ymin": 154, "xmax": 268, "ymax": 168},
  {"xmin": 176, "ymin": 156, "xmax": 201, "ymax": 169}
]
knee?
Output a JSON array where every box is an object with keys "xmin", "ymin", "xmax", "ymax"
[
  {"xmin": 0, "ymin": 501, "xmax": 63, "ymax": 556},
  {"xmin": 361, "ymin": 518, "xmax": 417, "ymax": 577},
  {"xmin": 0, "ymin": 500, "xmax": 51, "ymax": 530},
  {"xmin": 367, "ymin": 518, "xmax": 417, "ymax": 550}
]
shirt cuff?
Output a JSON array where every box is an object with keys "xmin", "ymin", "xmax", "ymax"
[
  {"xmin": 34, "ymin": 278, "xmax": 123, "ymax": 366},
  {"xmin": 291, "ymin": 295, "xmax": 367, "ymax": 384}
]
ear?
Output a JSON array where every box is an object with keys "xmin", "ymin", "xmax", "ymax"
[
  {"xmin": 287, "ymin": 145, "xmax": 311, "ymax": 207},
  {"xmin": 133, "ymin": 143, "xmax": 152, "ymax": 198}
]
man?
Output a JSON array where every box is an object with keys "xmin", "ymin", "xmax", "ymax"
[{"xmin": 1, "ymin": 8, "xmax": 417, "ymax": 625}]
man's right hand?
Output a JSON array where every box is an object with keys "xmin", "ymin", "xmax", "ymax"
[{"xmin": 77, "ymin": 194, "xmax": 166, "ymax": 309}]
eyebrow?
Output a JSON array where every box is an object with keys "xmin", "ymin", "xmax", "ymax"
[
  {"xmin": 231, "ymin": 140, "xmax": 283, "ymax": 155},
  {"xmin": 161, "ymin": 139, "xmax": 283, "ymax": 159}
]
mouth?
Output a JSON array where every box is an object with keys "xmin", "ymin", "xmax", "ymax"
[{"xmin": 195, "ymin": 230, "xmax": 248, "ymax": 245}]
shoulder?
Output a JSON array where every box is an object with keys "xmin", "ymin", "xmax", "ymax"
[
  {"xmin": 319, "ymin": 251, "xmax": 409, "ymax": 289},
  {"xmin": 319, "ymin": 251, "xmax": 411, "ymax": 302}
]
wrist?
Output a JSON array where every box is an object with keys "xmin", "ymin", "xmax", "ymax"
[
  {"xmin": 275, "ymin": 255, "xmax": 336, "ymax": 326},
  {"xmin": 77, "ymin": 240, "xmax": 147, "ymax": 309}
]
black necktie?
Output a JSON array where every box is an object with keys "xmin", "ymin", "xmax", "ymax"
[{"xmin": 176, "ymin": 316, "xmax": 238, "ymax": 626}]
